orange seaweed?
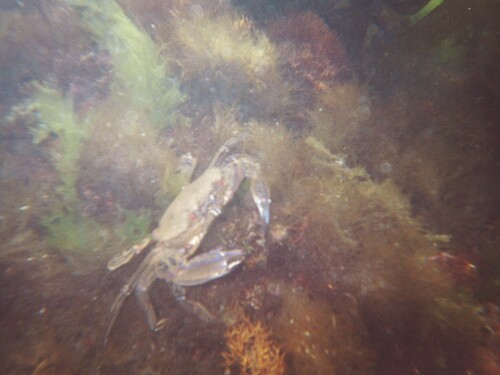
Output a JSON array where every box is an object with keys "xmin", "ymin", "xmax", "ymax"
[{"xmin": 222, "ymin": 313, "xmax": 285, "ymax": 375}]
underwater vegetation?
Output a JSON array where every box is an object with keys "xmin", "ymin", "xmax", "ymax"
[
  {"xmin": 223, "ymin": 312, "xmax": 285, "ymax": 375},
  {"xmin": 7, "ymin": 81, "xmax": 168, "ymax": 254},
  {"xmin": 242, "ymin": 127, "xmax": 485, "ymax": 373},
  {"xmin": 164, "ymin": 3, "xmax": 290, "ymax": 122},
  {"xmin": 39, "ymin": 208, "xmax": 102, "ymax": 254},
  {"xmin": 27, "ymin": 83, "xmax": 91, "ymax": 206},
  {"xmin": 270, "ymin": 284, "xmax": 373, "ymax": 375},
  {"xmin": 68, "ymin": 0, "xmax": 184, "ymax": 129},
  {"xmin": 170, "ymin": 9, "xmax": 277, "ymax": 82},
  {"xmin": 0, "ymin": 0, "xmax": 497, "ymax": 374},
  {"xmin": 77, "ymin": 102, "xmax": 181, "ymax": 211},
  {"xmin": 267, "ymin": 11, "xmax": 351, "ymax": 86},
  {"xmin": 262, "ymin": 11, "xmax": 353, "ymax": 129},
  {"xmin": 7, "ymin": 82, "xmax": 102, "ymax": 252},
  {"xmin": 112, "ymin": 207, "xmax": 152, "ymax": 244},
  {"xmin": 309, "ymin": 83, "xmax": 371, "ymax": 153},
  {"xmin": 410, "ymin": 0, "xmax": 446, "ymax": 25},
  {"xmin": 3, "ymin": 0, "xmax": 186, "ymax": 254}
]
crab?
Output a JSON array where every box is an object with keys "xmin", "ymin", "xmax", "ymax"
[{"xmin": 104, "ymin": 135, "xmax": 271, "ymax": 341}]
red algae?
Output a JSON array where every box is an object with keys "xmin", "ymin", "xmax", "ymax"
[{"xmin": 267, "ymin": 11, "xmax": 351, "ymax": 88}]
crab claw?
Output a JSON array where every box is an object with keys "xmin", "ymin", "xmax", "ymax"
[
  {"xmin": 164, "ymin": 248, "xmax": 245, "ymax": 287},
  {"xmin": 107, "ymin": 237, "xmax": 152, "ymax": 271}
]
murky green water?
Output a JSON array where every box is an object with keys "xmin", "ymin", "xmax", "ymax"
[{"xmin": 0, "ymin": 1, "xmax": 498, "ymax": 374}]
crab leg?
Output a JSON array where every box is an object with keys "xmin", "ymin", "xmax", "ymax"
[
  {"xmin": 171, "ymin": 285, "xmax": 214, "ymax": 322},
  {"xmin": 135, "ymin": 271, "xmax": 167, "ymax": 332},
  {"xmin": 104, "ymin": 249, "xmax": 159, "ymax": 341}
]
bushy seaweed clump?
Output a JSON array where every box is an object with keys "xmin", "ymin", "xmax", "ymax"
[
  {"xmin": 267, "ymin": 11, "xmax": 351, "ymax": 88},
  {"xmin": 166, "ymin": 5, "xmax": 289, "ymax": 121},
  {"xmin": 262, "ymin": 11, "xmax": 353, "ymax": 129},
  {"xmin": 171, "ymin": 9, "xmax": 276, "ymax": 80},
  {"xmin": 68, "ymin": 0, "xmax": 184, "ymax": 129},
  {"xmin": 310, "ymin": 83, "xmax": 371, "ymax": 153},
  {"xmin": 223, "ymin": 312, "xmax": 285, "ymax": 375}
]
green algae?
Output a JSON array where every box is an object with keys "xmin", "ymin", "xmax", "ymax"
[
  {"xmin": 40, "ymin": 208, "xmax": 102, "ymax": 253},
  {"xmin": 68, "ymin": 0, "xmax": 184, "ymax": 129},
  {"xmin": 10, "ymin": 0, "xmax": 188, "ymax": 253},
  {"xmin": 23, "ymin": 83, "xmax": 102, "ymax": 252},
  {"xmin": 113, "ymin": 208, "xmax": 152, "ymax": 244},
  {"xmin": 410, "ymin": 0, "xmax": 445, "ymax": 25},
  {"xmin": 29, "ymin": 83, "xmax": 92, "ymax": 205}
]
